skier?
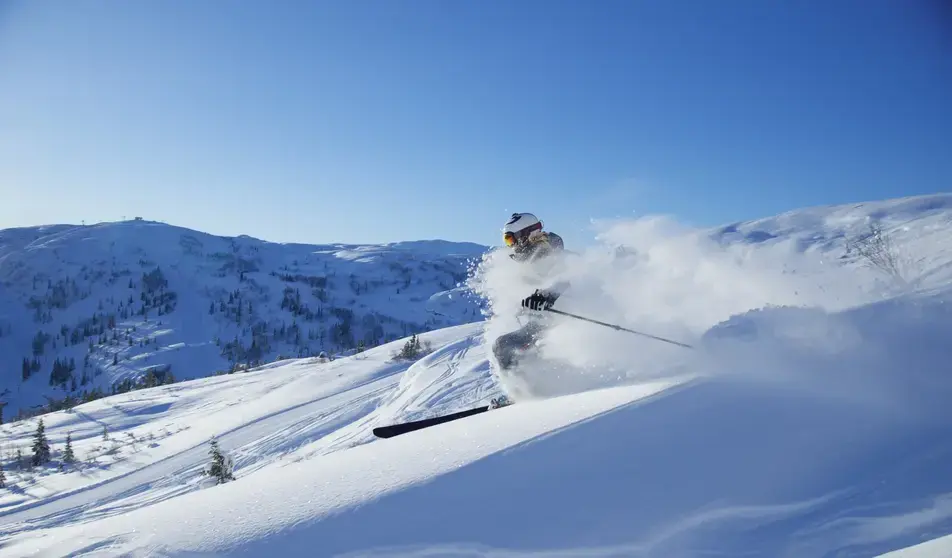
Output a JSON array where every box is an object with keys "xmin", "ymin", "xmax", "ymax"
[{"xmin": 489, "ymin": 212, "xmax": 570, "ymax": 407}]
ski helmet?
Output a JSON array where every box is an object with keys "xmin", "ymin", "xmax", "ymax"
[{"xmin": 502, "ymin": 212, "xmax": 543, "ymax": 248}]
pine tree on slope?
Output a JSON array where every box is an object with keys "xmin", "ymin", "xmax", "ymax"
[
  {"xmin": 63, "ymin": 432, "xmax": 75, "ymax": 465},
  {"xmin": 205, "ymin": 439, "xmax": 235, "ymax": 485},
  {"xmin": 32, "ymin": 418, "xmax": 51, "ymax": 466}
]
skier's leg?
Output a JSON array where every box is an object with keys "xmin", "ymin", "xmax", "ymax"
[
  {"xmin": 489, "ymin": 322, "xmax": 545, "ymax": 406},
  {"xmin": 492, "ymin": 323, "xmax": 542, "ymax": 370}
]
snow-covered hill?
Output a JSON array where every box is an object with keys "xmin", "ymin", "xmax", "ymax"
[
  {"xmin": 1, "ymin": 193, "xmax": 951, "ymax": 557},
  {"xmin": 0, "ymin": 220, "xmax": 488, "ymax": 420}
]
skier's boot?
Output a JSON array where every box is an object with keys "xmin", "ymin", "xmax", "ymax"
[{"xmin": 490, "ymin": 394, "xmax": 514, "ymax": 409}]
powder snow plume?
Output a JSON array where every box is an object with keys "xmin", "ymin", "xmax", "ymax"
[{"xmin": 467, "ymin": 213, "xmax": 903, "ymax": 401}]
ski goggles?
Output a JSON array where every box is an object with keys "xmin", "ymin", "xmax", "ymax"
[{"xmin": 504, "ymin": 228, "xmax": 543, "ymax": 247}]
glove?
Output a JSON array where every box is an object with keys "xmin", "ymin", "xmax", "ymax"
[{"xmin": 521, "ymin": 290, "xmax": 554, "ymax": 311}]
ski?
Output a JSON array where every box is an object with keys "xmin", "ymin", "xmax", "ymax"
[
  {"xmin": 372, "ymin": 396, "xmax": 514, "ymax": 439},
  {"xmin": 373, "ymin": 405, "xmax": 489, "ymax": 438}
]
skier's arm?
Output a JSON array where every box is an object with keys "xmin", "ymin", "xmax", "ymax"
[
  {"xmin": 519, "ymin": 230, "xmax": 571, "ymax": 310},
  {"xmin": 539, "ymin": 280, "xmax": 570, "ymax": 302},
  {"xmin": 522, "ymin": 280, "xmax": 570, "ymax": 311},
  {"xmin": 535, "ymin": 232, "xmax": 570, "ymax": 304}
]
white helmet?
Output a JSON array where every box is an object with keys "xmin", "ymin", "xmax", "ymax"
[{"xmin": 503, "ymin": 212, "xmax": 543, "ymax": 248}]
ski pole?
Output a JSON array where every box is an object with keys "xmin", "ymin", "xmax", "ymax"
[{"xmin": 543, "ymin": 308, "xmax": 694, "ymax": 349}]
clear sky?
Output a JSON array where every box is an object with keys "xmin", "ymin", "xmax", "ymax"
[{"xmin": 1, "ymin": 0, "xmax": 949, "ymax": 249}]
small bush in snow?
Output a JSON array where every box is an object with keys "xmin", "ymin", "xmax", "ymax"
[
  {"xmin": 204, "ymin": 439, "xmax": 235, "ymax": 485},
  {"xmin": 845, "ymin": 221, "xmax": 916, "ymax": 286},
  {"xmin": 392, "ymin": 334, "xmax": 433, "ymax": 362}
]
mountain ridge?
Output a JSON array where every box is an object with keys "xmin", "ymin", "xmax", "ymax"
[{"xmin": 0, "ymin": 219, "xmax": 490, "ymax": 420}]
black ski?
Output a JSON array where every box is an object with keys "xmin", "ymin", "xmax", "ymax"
[{"xmin": 373, "ymin": 405, "xmax": 490, "ymax": 438}]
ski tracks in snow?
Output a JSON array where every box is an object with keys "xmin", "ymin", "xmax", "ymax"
[
  {"xmin": 0, "ymin": 366, "xmax": 403, "ymax": 535},
  {"xmin": 372, "ymin": 331, "xmax": 500, "ymax": 427},
  {"xmin": 0, "ymin": 327, "xmax": 501, "ymax": 540},
  {"xmin": 288, "ymin": 330, "xmax": 500, "ymax": 463}
]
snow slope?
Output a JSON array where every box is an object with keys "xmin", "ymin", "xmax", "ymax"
[
  {"xmin": 0, "ymin": 323, "xmax": 497, "ymax": 527},
  {"xmin": 3, "ymin": 293, "xmax": 951, "ymax": 558},
  {"xmin": 1, "ymin": 194, "xmax": 952, "ymax": 557},
  {"xmin": 883, "ymin": 535, "xmax": 952, "ymax": 558},
  {"xmin": 0, "ymin": 219, "xmax": 487, "ymax": 419}
]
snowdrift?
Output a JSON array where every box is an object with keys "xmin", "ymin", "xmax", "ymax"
[{"xmin": 4, "ymin": 289, "xmax": 952, "ymax": 557}]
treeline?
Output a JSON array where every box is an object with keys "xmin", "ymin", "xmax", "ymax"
[
  {"xmin": 27, "ymin": 276, "xmax": 91, "ymax": 322},
  {"xmin": 20, "ymin": 265, "xmax": 177, "ymax": 391}
]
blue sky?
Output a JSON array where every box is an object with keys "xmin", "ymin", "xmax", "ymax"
[{"xmin": 1, "ymin": 0, "xmax": 949, "ymax": 248}]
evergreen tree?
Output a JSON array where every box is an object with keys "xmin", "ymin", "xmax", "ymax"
[
  {"xmin": 31, "ymin": 418, "xmax": 51, "ymax": 466},
  {"xmin": 205, "ymin": 439, "xmax": 234, "ymax": 484},
  {"xmin": 143, "ymin": 369, "xmax": 158, "ymax": 388},
  {"xmin": 49, "ymin": 357, "xmax": 73, "ymax": 387},
  {"xmin": 399, "ymin": 334, "xmax": 422, "ymax": 359},
  {"xmin": 62, "ymin": 432, "xmax": 75, "ymax": 465},
  {"xmin": 0, "ymin": 461, "xmax": 5, "ymax": 487}
]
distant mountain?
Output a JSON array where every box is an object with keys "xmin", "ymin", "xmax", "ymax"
[{"xmin": 0, "ymin": 219, "xmax": 489, "ymax": 419}]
